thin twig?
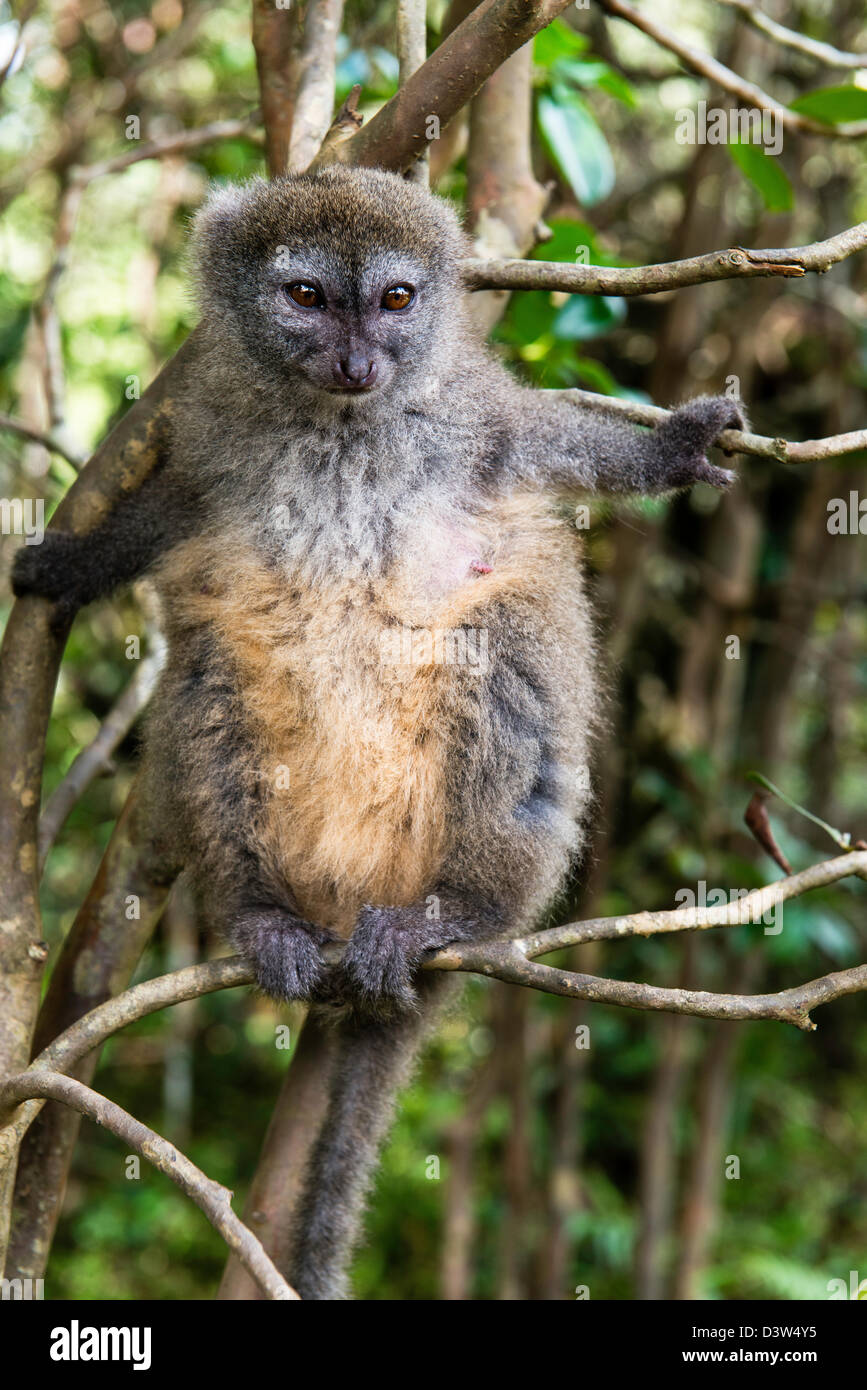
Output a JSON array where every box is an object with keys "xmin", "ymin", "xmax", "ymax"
[
  {"xmin": 549, "ymin": 389, "xmax": 867, "ymax": 464},
  {"xmin": 0, "ymin": 1070, "xmax": 297, "ymax": 1300},
  {"xmin": 719, "ymin": 0, "xmax": 867, "ymax": 69},
  {"xmin": 0, "ymin": 414, "xmax": 86, "ymax": 469},
  {"xmin": 73, "ymin": 114, "xmax": 261, "ymax": 184},
  {"xmin": 514, "ymin": 850, "xmax": 867, "ymax": 956},
  {"xmin": 598, "ymin": 0, "xmax": 867, "ymax": 138},
  {"xmin": 38, "ymin": 634, "xmax": 166, "ymax": 872}
]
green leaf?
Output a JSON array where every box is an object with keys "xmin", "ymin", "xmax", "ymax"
[
  {"xmin": 790, "ymin": 84, "xmax": 867, "ymax": 123},
  {"xmin": 551, "ymin": 57, "xmax": 637, "ymax": 107},
  {"xmin": 573, "ymin": 357, "xmax": 620, "ymax": 394},
  {"xmin": 537, "ymin": 93, "xmax": 615, "ymax": 206},
  {"xmin": 509, "ymin": 290, "xmax": 557, "ymax": 343},
  {"xmin": 533, "ymin": 18, "xmax": 588, "ymax": 68},
  {"xmin": 727, "ymin": 139, "xmax": 793, "ymax": 212},
  {"xmin": 554, "ymin": 293, "xmax": 626, "ymax": 340},
  {"xmin": 530, "ymin": 218, "xmax": 603, "ymax": 264}
]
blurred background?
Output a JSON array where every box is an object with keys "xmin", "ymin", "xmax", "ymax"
[{"xmin": 1, "ymin": 0, "xmax": 866, "ymax": 1300}]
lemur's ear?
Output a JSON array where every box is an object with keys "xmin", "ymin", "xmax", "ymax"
[{"xmin": 190, "ymin": 180, "xmax": 268, "ymax": 314}]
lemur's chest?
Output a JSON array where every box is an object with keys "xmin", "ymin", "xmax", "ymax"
[{"xmin": 156, "ymin": 493, "xmax": 581, "ymax": 928}]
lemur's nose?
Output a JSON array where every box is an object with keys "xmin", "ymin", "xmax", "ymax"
[{"xmin": 334, "ymin": 355, "xmax": 377, "ymax": 389}]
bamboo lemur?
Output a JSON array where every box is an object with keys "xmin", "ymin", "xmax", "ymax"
[{"xmin": 13, "ymin": 167, "xmax": 744, "ymax": 1299}]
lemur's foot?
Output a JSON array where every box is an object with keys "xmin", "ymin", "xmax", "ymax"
[
  {"xmin": 233, "ymin": 908, "xmax": 333, "ymax": 1002},
  {"xmin": 656, "ymin": 395, "xmax": 747, "ymax": 490},
  {"xmin": 341, "ymin": 905, "xmax": 459, "ymax": 1013}
]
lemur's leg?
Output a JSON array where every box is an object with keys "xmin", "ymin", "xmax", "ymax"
[
  {"xmin": 287, "ymin": 974, "xmax": 455, "ymax": 1300},
  {"xmin": 506, "ymin": 392, "xmax": 747, "ymax": 498},
  {"xmin": 140, "ymin": 630, "xmax": 335, "ymax": 1002}
]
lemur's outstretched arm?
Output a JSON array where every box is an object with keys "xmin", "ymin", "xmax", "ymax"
[
  {"xmin": 10, "ymin": 456, "xmax": 193, "ymax": 613},
  {"xmin": 504, "ymin": 392, "xmax": 745, "ymax": 498}
]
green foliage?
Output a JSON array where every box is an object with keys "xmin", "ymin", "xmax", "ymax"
[
  {"xmin": 727, "ymin": 140, "xmax": 793, "ymax": 212},
  {"xmin": 2, "ymin": 0, "xmax": 866, "ymax": 1305},
  {"xmin": 790, "ymin": 84, "xmax": 867, "ymax": 123}
]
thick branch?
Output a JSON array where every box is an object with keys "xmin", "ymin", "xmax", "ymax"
[
  {"xmin": 314, "ymin": 0, "xmax": 578, "ymax": 172},
  {"xmin": 8, "ymin": 789, "xmax": 175, "ymax": 1281},
  {"xmin": 549, "ymin": 389, "xmax": 867, "ymax": 463},
  {"xmin": 598, "ymin": 0, "xmax": 867, "ymax": 138},
  {"xmin": 289, "ymin": 0, "xmax": 345, "ymax": 171},
  {"xmin": 1, "ymin": 1070, "xmax": 297, "ymax": 1300},
  {"xmin": 397, "ymin": 0, "xmax": 430, "ymax": 184},
  {"xmin": 461, "ymin": 221, "xmax": 867, "ymax": 295},
  {"xmin": 252, "ymin": 0, "xmax": 300, "ymax": 177}
]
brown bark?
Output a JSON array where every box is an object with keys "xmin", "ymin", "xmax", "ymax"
[
  {"xmin": 217, "ymin": 1011, "xmax": 337, "ymax": 1299},
  {"xmin": 6, "ymin": 792, "xmax": 172, "ymax": 1280}
]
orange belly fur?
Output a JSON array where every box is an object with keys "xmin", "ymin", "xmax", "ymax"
[{"xmin": 157, "ymin": 492, "xmax": 583, "ymax": 935}]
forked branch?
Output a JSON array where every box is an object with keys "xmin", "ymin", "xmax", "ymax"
[{"xmin": 0, "ymin": 1070, "xmax": 297, "ymax": 1300}]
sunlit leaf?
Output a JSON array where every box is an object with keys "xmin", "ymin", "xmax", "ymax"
[
  {"xmin": 790, "ymin": 84, "xmax": 867, "ymax": 123},
  {"xmin": 533, "ymin": 17, "xmax": 588, "ymax": 68},
  {"xmin": 538, "ymin": 93, "xmax": 615, "ymax": 206}
]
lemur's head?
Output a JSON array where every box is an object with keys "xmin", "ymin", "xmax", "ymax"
[{"xmin": 193, "ymin": 166, "xmax": 470, "ymax": 399}]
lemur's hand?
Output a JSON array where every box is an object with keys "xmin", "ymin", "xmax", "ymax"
[
  {"xmin": 653, "ymin": 395, "xmax": 747, "ymax": 491},
  {"xmin": 11, "ymin": 532, "xmax": 80, "ymax": 602},
  {"xmin": 341, "ymin": 906, "xmax": 458, "ymax": 1014},
  {"xmin": 233, "ymin": 908, "xmax": 334, "ymax": 1003}
]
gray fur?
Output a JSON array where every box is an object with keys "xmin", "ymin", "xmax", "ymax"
[{"xmin": 11, "ymin": 166, "xmax": 745, "ymax": 1298}]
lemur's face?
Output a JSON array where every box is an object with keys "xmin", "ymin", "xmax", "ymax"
[
  {"xmin": 262, "ymin": 247, "xmax": 430, "ymax": 396},
  {"xmin": 195, "ymin": 168, "xmax": 468, "ymax": 401}
]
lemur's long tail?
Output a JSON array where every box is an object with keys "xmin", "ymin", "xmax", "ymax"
[{"xmin": 287, "ymin": 977, "xmax": 450, "ymax": 1300}]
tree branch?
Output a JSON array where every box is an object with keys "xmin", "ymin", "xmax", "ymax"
[
  {"xmin": 598, "ymin": 0, "xmax": 867, "ymax": 138},
  {"xmin": 252, "ymin": 0, "xmax": 300, "ymax": 177},
  {"xmin": 0, "ymin": 414, "xmax": 86, "ymax": 469},
  {"xmin": 397, "ymin": 0, "xmax": 430, "ymax": 184},
  {"xmin": 548, "ymin": 388, "xmax": 867, "ymax": 464},
  {"xmin": 289, "ymin": 0, "xmax": 346, "ymax": 172},
  {"xmin": 719, "ymin": 0, "xmax": 867, "ymax": 70},
  {"xmin": 313, "ymin": 0, "xmax": 578, "ymax": 172},
  {"xmin": 0, "ymin": 1070, "xmax": 297, "ymax": 1300},
  {"xmin": 8, "ymin": 789, "xmax": 175, "ymax": 1281},
  {"xmin": 73, "ymin": 114, "xmax": 261, "ymax": 184},
  {"xmin": 38, "ymin": 634, "xmax": 166, "ymax": 872},
  {"xmin": 0, "ymin": 854, "xmax": 862, "ymax": 1149},
  {"xmin": 461, "ymin": 221, "xmax": 867, "ymax": 295}
]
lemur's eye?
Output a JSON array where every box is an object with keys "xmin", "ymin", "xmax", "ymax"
[
  {"xmin": 381, "ymin": 284, "xmax": 415, "ymax": 311},
  {"xmin": 285, "ymin": 282, "xmax": 323, "ymax": 309}
]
